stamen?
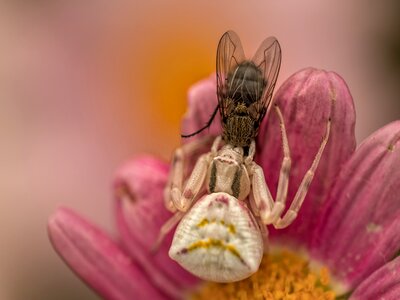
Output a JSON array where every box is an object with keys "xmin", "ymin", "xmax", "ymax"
[{"xmin": 192, "ymin": 250, "xmax": 336, "ymax": 300}]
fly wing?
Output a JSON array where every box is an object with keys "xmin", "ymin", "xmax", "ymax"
[
  {"xmin": 251, "ymin": 36, "xmax": 282, "ymax": 123},
  {"xmin": 216, "ymin": 31, "xmax": 246, "ymax": 122}
]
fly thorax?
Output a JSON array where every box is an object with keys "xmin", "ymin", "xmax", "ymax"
[{"xmin": 223, "ymin": 115, "xmax": 255, "ymax": 147}]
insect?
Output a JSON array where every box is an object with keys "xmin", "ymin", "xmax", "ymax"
[{"xmin": 158, "ymin": 31, "xmax": 331, "ymax": 283}]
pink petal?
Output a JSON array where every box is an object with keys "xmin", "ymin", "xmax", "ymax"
[
  {"xmin": 350, "ymin": 256, "xmax": 400, "ymax": 300},
  {"xmin": 114, "ymin": 156, "xmax": 198, "ymax": 299},
  {"xmin": 180, "ymin": 75, "xmax": 221, "ymax": 142},
  {"xmin": 311, "ymin": 121, "xmax": 400, "ymax": 289},
  {"xmin": 48, "ymin": 207, "xmax": 167, "ymax": 300},
  {"xmin": 257, "ymin": 68, "xmax": 356, "ymax": 244}
]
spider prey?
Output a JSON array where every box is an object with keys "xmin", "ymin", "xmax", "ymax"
[{"xmin": 159, "ymin": 31, "xmax": 331, "ymax": 283}]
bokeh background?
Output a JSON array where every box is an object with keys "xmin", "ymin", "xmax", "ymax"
[{"xmin": 1, "ymin": 1, "xmax": 399, "ymax": 299}]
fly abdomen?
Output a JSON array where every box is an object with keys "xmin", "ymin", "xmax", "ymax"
[{"xmin": 227, "ymin": 61, "xmax": 266, "ymax": 106}]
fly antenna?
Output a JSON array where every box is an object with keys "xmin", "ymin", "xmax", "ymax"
[{"xmin": 181, "ymin": 104, "xmax": 219, "ymax": 138}]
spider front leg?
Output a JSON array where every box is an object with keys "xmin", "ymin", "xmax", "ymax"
[
  {"xmin": 249, "ymin": 104, "xmax": 291, "ymax": 225},
  {"xmin": 266, "ymin": 104, "xmax": 292, "ymax": 224},
  {"xmin": 164, "ymin": 135, "xmax": 219, "ymax": 212},
  {"xmin": 155, "ymin": 136, "xmax": 220, "ymax": 252},
  {"xmin": 250, "ymin": 104, "xmax": 331, "ymax": 230},
  {"xmin": 154, "ymin": 152, "xmax": 212, "ymax": 252},
  {"xmin": 273, "ymin": 117, "xmax": 331, "ymax": 229},
  {"xmin": 173, "ymin": 150, "xmax": 213, "ymax": 212}
]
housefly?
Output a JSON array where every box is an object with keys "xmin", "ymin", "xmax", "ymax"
[{"xmin": 182, "ymin": 30, "xmax": 282, "ymax": 147}]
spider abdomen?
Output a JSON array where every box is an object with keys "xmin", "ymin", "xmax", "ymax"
[{"xmin": 169, "ymin": 192, "xmax": 263, "ymax": 283}]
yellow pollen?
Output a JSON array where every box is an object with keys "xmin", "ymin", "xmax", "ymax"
[{"xmin": 191, "ymin": 250, "xmax": 336, "ymax": 300}]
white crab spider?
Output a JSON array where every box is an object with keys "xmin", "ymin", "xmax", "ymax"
[{"xmin": 159, "ymin": 104, "xmax": 331, "ymax": 283}]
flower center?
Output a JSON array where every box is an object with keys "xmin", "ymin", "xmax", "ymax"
[{"xmin": 191, "ymin": 250, "xmax": 336, "ymax": 300}]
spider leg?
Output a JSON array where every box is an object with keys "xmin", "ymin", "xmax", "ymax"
[
  {"xmin": 248, "ymin": 185, "xmax": 269, "ymax": 251},
  {"xmin": 249, "ymin": 104, "xmax": 291, "ymax": 225},
  {"xmin": 244, "ymin": 139, "xmax": 256, "ymax": 165},
  {"xmin": 255, "ymin": 215, "xmax": 269, "ymax": 252},
  {"xmin": 164, "ymin": 135, "xmax": 218, "ymax": 212},
  {"xmin": 273, "ymin": 117, "xmax": 332, "ymax": 229},
  {"xmin": 249, "ymin": 162, "xmax": 274, "ymax": 223},
  {"xmin": 264, "ymin": 104, "xmax": 292, "ymax": 224},
  {"xmin": 152, "ymin": 211, "xmax": 184, "ymax": 253},
  {"xmin": 173, "ymin": 152, "xmax": 212, "ymax": 211}
]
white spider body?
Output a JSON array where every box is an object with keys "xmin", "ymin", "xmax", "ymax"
[
  {"xmin": 168, "ymin": 144, "xmax": 261, "ymax": 282},
  {"xmin": 164, "ymin": 138, "xmax": 268, "ymax": 282}
]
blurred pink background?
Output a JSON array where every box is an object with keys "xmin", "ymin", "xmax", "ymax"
[{"xmin": 1, "ymin": 1, "xmax": 399, "ymax": 299}]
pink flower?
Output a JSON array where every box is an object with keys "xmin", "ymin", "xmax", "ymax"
[{"xmin": 48, "ymin": 68, "xmax": 400, "ymax": 299}]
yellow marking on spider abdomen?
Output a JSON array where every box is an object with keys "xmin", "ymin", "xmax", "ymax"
[
  {"xmin": 197, "ymin": 218, "xmax": 210, "ymax": 227},
  {"xmin": 197, "ymin": 218, "xmax": 236, "ymax": 234},
  {"xmin": 184, "ymin": 238, "xmax": 245, "ymax": 264}
]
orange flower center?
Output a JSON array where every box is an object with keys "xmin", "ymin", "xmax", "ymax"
[{"xmin": 191, "ymin": 250, "xmax": 336, "ymax": 300}]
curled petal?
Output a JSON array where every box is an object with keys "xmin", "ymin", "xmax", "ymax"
[
  {"xmin": 114, "ymin": 156, "xmax": 198, "ymax": 299},
  {"xmin": 48, "ymin": 207, "xmax": 167, "ymax": 300},
  {"xmin": 180, "ymin": 75, "xmax": 221, "ymax": 142},
  {"xmin": 350, "ymin": 256, "xmax": 400, "ymax": 300},
  {"xmin": 257, "ymin": 68, "xmax": 356, "ymax": 244},
  {"xmin": 312, "ymin": 121, "xmax": 400, "ymax": 288}
]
